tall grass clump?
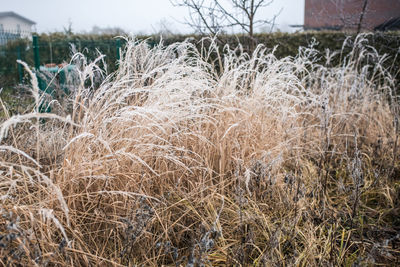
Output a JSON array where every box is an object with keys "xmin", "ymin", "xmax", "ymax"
[{"xmin": 1, "ymin": 34, "xmax": 399, "ymax": 266}]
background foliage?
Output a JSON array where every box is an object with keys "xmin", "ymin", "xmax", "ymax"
[{"xmin": 1, "ymin": 31, "xmax": 399, "ymax": 91}]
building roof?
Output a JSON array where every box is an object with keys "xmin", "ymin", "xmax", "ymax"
[
  {"xmin": 375, "ymin": 17, "xmax": 400, "ymax": 31},
  {"xmin": 0, "ymin": 11, "xmax": 36, "ymax": 25}
]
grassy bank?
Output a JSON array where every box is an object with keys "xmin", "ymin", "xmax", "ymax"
[{"xmin": 0, "ymin": 35, "xmax": 399, "ymax": 266}]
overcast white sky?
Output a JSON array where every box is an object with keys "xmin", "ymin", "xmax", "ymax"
[{"xmin": 2, "ymin": 0, "xmax": 305, "ymax": 34}]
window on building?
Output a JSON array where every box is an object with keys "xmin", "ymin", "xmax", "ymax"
[
  {"xmin": 0, "ymin": 24, "xmax": 4, "ymax": 32},
  {"xmin": 17, "ymin": 24, "xmax": 21, "ymax": 33}
]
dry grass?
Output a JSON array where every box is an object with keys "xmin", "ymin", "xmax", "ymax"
[{"xmin": 0, "ymin": 35, "xmax": 399, "ymax": 266}]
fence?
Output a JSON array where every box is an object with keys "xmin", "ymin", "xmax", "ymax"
[
  {"xmin": 0, "ymin": 29, "xmax": 32, "ymax": 46},
  {"xmin": 0, "ymin": 31, "xmax": 124, "ymax": 91}
]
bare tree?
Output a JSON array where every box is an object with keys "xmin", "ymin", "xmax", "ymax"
[
  {"xmin": 89, "ymin": 26, "xmax": 126, "ymax": 35},
  {"xmin": 170, "ymin": 0, "xmax": 281, "ymax": 38},
  {"xmin": 356, "ymin": 0, "xmax": 369, "ymax": 34},
  {"xmin": 327, "ymin": 0, "xmax": 370, "ymax": 32},
  {"xmin": 151, "ymin": 19, "xmax": 176, "ymax": 37}
]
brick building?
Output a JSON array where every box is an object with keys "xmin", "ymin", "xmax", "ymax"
[{"xmin": 304, "ymin": 0, "xmax": 400, "ymax": 31}]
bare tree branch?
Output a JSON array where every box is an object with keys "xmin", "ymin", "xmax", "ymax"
[
  {"xmin": 357, "ymin": 0, "xmax": 369, "ymax": 34},
  {"xmin": 170, "ymin": 0, "xmax": 280, "ymax": 38},
  {"xmin": 326, "ymin": 0, "xmax": 371, "ymax": 31}
]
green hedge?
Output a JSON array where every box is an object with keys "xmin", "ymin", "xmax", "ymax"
[{"xmin": 1, "ymin": 31, "xmax": 399, "ymax": 90}]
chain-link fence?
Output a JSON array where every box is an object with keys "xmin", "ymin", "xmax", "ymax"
[
  {"xmin": 0, "ymin": 32, "xmax": 124, "ymax": 91},
  {"xmin": 0, "ymin": 30, "xmax": 31, "ymax": 88}
]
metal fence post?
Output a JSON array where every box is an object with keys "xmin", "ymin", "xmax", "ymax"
[
  {"xmin": 59, "ymin": 68, "xmax": 67, "ymax": 94},
  {"xmin": 116, "ymin": 38, "xmax": 121, "ymax": 62},
  {"xmin": 17, "ymin": 45, "xmax": 23, "ymax": 84},
  {"xmin": 32, "ymin": 35, "xmax": 45, "ymax": 92},
  {"xmin": 33, "ymin": 35, "xmax": 40, "ymax": 70}
]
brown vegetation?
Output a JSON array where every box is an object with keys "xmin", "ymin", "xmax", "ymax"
[{"xmin": 0, "ymin": 35, "xmax": 399, "ymax": 266}]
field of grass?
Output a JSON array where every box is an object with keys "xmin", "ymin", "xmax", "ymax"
[{"xmin": 0, "ymin": 35, "xmax": 399, "ymax": 266}]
